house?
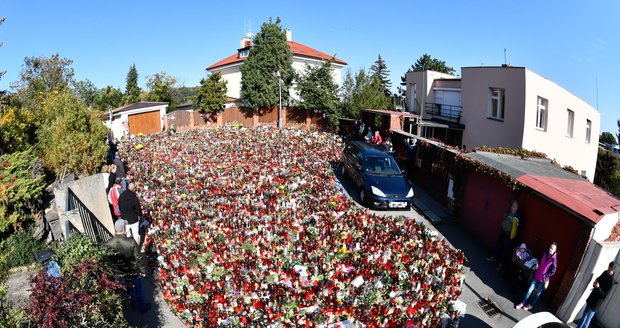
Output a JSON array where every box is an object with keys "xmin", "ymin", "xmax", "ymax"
[
  {"xmin": 206, "ymin": 30, "xmax": 347, "ymax": 102},
  {"xmin": 105, "ymin": 102, "xmax": 169, "ymax": 139},
  {"xmin": 457, "ymin": 150, "xmax": 619, "ymax": 322},
  {"xmin": 404, "ymin": 66, "xmax": 599, "ymax": 181}
]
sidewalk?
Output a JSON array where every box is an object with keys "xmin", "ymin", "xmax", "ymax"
[{"xmin": 411, "ymin": 184, "xmax": 557, "ymax": 328}]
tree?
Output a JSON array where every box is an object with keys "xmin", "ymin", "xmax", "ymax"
[
  {"xmin": 0, "ymin": 147, "xmax": 45, "ymax": 233},
  {"xmin": 95, "ymin": 85, "xmax": 124, "ymax": 111},
  {"xmin": 600, "ymin": 131, "xmax": 617, "ymax": 145},
  {"xmin": 617, "ymin": 119, "xmax": 620, "ymax": 145},
  {"xmin": 195, "ymin": 72, "xmax": 227, "ymax": 114},
  {"xmin": 370, "ymin": 55, "xmax": 392, "ymax": 97},
  {"xmin": 146, "ymin": 71, "xmax": 177, "ymax": 110},
  {"xmin": 12, "ymin": 54, "xmax": 75, "ymax": 109},
  {"xmin": 124, "ymin": 64, "xmax": 140, "ymax": 105},
  {"xmin": 339, "ymin": 68, "xmax": 391, "ymax": 119},
  {"xmin": 72, "ymin": 79, "xmax": 98, "ymax": 108},
  {"xmin": 594, "ymin": 148, "xmax": 620, "ymax": 196},
  {"xmin": 37, "ymin": 89, "xmax": 108, "ymax": 176},
  {"xmin": 0, "ymin": 17, "xmax": 6, "ymax": 82},
  {"xmin": 239, "ymin": 17, "xmax": 294, "ymax": 110},
  {"xmin": 297, "ymin": 58, "xmax": 340, "ymax": 128},
  {"xmin": 413, "ymin": 54, "xmax": 455, "ymax": 74}
]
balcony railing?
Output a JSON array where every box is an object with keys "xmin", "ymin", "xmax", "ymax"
[{"xmin": 424, "ymin": 102, "xmax": 462, "ymax": 123}]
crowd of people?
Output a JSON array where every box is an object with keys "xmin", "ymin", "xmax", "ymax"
[{"xmin": 117, "ymin": 126, "xmax": 465, "ymax": 327}]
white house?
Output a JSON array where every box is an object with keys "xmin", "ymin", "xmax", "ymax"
[
  {"xmin": 405, "ymin": 66, "xmax": 600, "ymax": 181},
  {"xmin": 206, "ymin": 30, "xmax": 347, "ymax": 103},
  {"xmin": 105, "ymin": 101, "xmax": 169, "ymax": 139}
]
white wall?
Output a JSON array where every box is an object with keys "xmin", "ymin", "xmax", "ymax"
[{"xmin": 522, "ymin": 69, "xmax": 600, "ymax": 181}]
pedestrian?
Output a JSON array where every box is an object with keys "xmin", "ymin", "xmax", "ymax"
[
  {"xmin": 107, "ymin": 177, "xmax": 123, "ymax": 221},
  {"xmin": 515, "ymin": 242, "xmax": 558, "ymax": 311},
  {"xmin": 356, "ymin": 120, "xmax": 366, "ymax": 141},
  {"xmin": 371, "ymin": 131, "xmax": 383, "ymax": 144},
  {"xmin": 487, "ymin": 200, "xmax": 520, "ymax": 268},
  {"xmin": 576, "ymin": 262, "xmax": 616, "ymax": 328},
  {"xmin": 118, "ymin": 182, "xmax": 142, "ymax": 244},
  {"xmin": 107, "ymin": 164, "xmax": 117, "ymax": 193},
  {"xmin": 113, "ymin": 154, "xmax": 127, "ymax": 190},
  {"xmin": 105, "ymin": 219, "xmax": 151, "ymax": 314}
]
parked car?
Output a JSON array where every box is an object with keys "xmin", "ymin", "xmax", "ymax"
[
  {"xmin": 513, "ymin": 312, "xmax": 570, "ymax": 328},
  {"xmin": 340, "ymin": 141, "xmax": 414, "ymax": 209}
]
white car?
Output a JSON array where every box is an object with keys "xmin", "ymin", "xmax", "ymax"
[{"xmin": 513, "ymin": 312, "xmax": 570, "ymax": 328}]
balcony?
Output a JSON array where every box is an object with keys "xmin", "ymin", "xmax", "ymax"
[{"xmin": 424, "ymin": 102, "xmax": 462, "ymax": 123}]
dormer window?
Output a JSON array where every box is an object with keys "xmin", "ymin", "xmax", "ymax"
[{"xmin": 239, "ymin": 49, "xmax": 249, "ymax": 58}]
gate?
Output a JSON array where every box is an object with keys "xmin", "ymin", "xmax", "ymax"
[{"xmin": 67, "ymin": 187, "xmax": 113, "ymax": 244}]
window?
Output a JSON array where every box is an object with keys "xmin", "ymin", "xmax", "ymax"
[
  {"xmin": 488, "ymin": 88, "xmax": 505, "ymax": 120},
  {"xmin": 536, "ymin": 97, "xmax": 548, "ymax": 130},
  {"xmin": 239, "ymin": 49, "xmax": 249, "ymax": 58},
  {"xmin": 566, "ymin": 109, "xmax": 574, "ymax": 137},
  {"xmin": 586, "ymin": 119, "xmax": 592, "ymax": 143}
]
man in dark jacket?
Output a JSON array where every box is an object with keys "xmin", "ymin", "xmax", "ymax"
[
  {"xmin": 118, "ymin": 182, "xmax": 142, "ymax": 244},
  {"xmin": 112, "ymin": 154, "xmax": 127, "ymax": 190},
  {"xmin": 576, "ymin": 262, "xmax": 616, "ymax": 328},
  {"xmin": 106, "ymin": 219, "xmax": 150, "ymax": 313}
]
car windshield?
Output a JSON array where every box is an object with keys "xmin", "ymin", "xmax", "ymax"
[{"xmin": 363, "ymin": 156, "xmax": 402, "ymax": 175}]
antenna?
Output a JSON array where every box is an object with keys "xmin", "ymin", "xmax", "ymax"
[
  {"xmin": 245, "ymin": 19, "xmax": 253, "ymax": 38},
  {"xmin": 504, "ymin": 48, "xmax": 507, "ymax": 65}
]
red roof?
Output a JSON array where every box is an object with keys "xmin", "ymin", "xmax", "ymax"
[
  {"xmin": 207, "ymin": 41, "xmax": 347, "ymax": 70},
  {"xmin": 517, "ymin": 175, "xmax": 620, "ymax": 224}
]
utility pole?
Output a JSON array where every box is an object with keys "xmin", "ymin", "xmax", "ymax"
[{"xmin": 277, "ymin": 70, "xmax": 283, "ymax": 129}]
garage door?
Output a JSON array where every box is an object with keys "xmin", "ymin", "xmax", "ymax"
[{"xmin": 128, "ymin": 111, "xmax": 161, "ymax": 136}]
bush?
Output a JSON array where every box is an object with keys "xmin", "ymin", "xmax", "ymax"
[
  {"xmin": 0, "ymin": 283, "xmax": 27, "ymax": 328},
  {"xmin": 0, "ymin": 226, "xmax": 44, "ymax": 277},
  {"xmin": 0, "ymin": 147, "xmax": 46, "ymax": 234},
  {"xmin": 27, "ymin": 257, "xmax": 129, "ymax": 328},
  {"xmin": 53, "ymin": 234, "xmax": 110, "ymax": 270}
]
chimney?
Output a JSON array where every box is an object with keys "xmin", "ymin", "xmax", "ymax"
[
  {"xmin": 285, "ymin": 29, "xmax": 292, "ymax": 42},
  {"xmin": 240, "ymin": 37, "xmax": 252, "ymax": 49}
]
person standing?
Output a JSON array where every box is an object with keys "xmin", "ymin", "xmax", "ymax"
[
  {"xmin": 576, "ymin": 262, "xmax": 616, "ymax": 328},
  {"xmin": 371, "ymin": 131, "xmax": 383, "ymax": 144},
  {"xmin": 105, "ymin": 219, "xmax": 150, "ymax": 313},
  {"xmin": 113, "ymin": 154, "xmax": 127, "ymax": 190},
  {"xmin": 487, "ymin": 200, "xmax": 520, "ymax": 268},
  {"xmin": 107, "ymin": 177, "xmax": 123, "ymax": 221},
  {"xmin": 118, "ymin": 182, "xmax": 142, "ymax": 244},
  {"xmin": 515, "ymin": 242, "xmax": 558, "ymax": 311}
]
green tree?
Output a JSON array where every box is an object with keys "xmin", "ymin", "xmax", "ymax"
[
  {"xmin": 0, "ymin": 105, "xmax": 37, "ymax": 154},
  {"xmin": 370, "ymin": 54, "xmax": 392, "ymax": 97},
  {"xmin": 124, "ymin": 64, "xmax": 140, "ymax": 105},
  {"xmin": 0, "ymin": 147, "xmax": 45, "ymax": 233},
  {"xmin": 195, "ymin": 72, "xmax": 227, "ymax": 114},
  {"xmin": 12, "ymin": 54, "xmax": 75, "ymax": 109},
  {"xmin": 239, "ymin": 17, "xmax": 294, "ymax": 110},
  {"xmin": 297, "ymin": 58, "xmax": 340, "ymax": 128},
  {"xmin": 0, "ymin": 17, "xmax": 5, "ymax": 82},
  {"xmin": 146, "ymin": 71, "xmax": 176, "ymax": 110},
  {"xmin": 594, "ymin": 148, "xmax": 620, "ymax": 196},
  {"xmin": 617, "ymin": 119, "xmax": 620, "ymax": 145},
  {"xmin": 95, "ymin": 85, "xmax": 124, "ymax": 111},
  {"xmin": 72, "ymin": 79, "xmax": 98, "ymax": 108},
  {"xmin": 37, "ymin": 89, "xmax": 108, "ymax": 176},
  {"xmin": 600, "ymin": 131, "xmax": 617, "ymax": 145},
  {"xmin": 413, "ymin": 53, "xmax": 455, "ymax": 74},
  {"xmin": 173, "ymin": 85, "xmax": 199, "ymax": 105}
]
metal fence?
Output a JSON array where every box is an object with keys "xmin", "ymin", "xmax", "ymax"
[{"xmin": 67, "ymin": 187, "xmax": 113, "ymax": 244}]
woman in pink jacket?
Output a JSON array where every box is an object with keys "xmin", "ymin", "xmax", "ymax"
[{"xmin": 515, "ymin": 242, "xmax": 558, "ymax": 311}]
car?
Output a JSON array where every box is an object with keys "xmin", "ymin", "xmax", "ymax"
[
  {"xmin": 340, "ymin": 141, "xmax": 414, "ymax": 209},
  {"xmin": 513, "ymin": 312, "xmax": 570, "ymax": 328}
]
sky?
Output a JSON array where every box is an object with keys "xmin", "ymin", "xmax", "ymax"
[{"xmin": 1, "ymin": 0, "xmax": 619, "ymax": 134}]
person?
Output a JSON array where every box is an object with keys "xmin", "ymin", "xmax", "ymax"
[
  {"xmin": 107, "ymin": 177, "xmax": 123, "ymax": 221},
  {"xmin": 515, "ymin": 242, "xmax": 558, "ymax": 311},
  {"xmin": 113, "ymin": 155, "xmax": 127, "ymax": 190},
  {"xmin": 487, "ymin": 200, "xmax": 520, "ymax": 268},
  {"xmin": 365, "ymin": 129, "xmax": 373, "ymax": 142},
  {"xmin": 107, "ymin": 164, "xmax": 117, "ymax": 193},
  {"xmin": 105, "ymin": 219, "xmax": 150, "ymax": 313},
  {"xmin": 356, "ymin": 120, "xmax": 366, "ymax": 141},
  {"xmin": 576, "ymin": 262, "xmax": 616, "ymax": 328},
  {"xmin": 383, "ymin": 137, "xmax": 393, "ymax": 152},
  {"xmin": 118, "ymin": 182, "xmax": 142, "ymax": 244},
  {"xmin": 371, "ymin": 131, "xmax": 383, "ymax": 144}
]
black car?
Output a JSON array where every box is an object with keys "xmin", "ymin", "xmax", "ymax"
[{"xmin": 340, "ymin": 141, "xmax": 414, "ymax": 209}]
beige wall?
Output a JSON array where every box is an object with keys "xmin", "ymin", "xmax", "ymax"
[
  {"xmin": 522, "ymin": 69, "xmax": 599, "ymax": 181},
  {"xmin": 405, "ymin": 70, "xmax": 458, "ymax": 116},
  {"xmin": 461, "ymin": 66, "xmax": 526, "ymax": 150}
]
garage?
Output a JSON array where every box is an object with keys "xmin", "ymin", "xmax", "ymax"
[{"xmin": 128, "ymin": 111, "xmax": 161, "ymax": 136}]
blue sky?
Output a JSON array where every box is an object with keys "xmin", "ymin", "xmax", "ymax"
[{"xmin": 1, "ymin": 1, "xmax": 619, "ymax": 134}]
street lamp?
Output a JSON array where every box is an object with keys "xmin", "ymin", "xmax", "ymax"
[{"xmin": 276, "ymin": 70, "xmax": 283, "ymax": 129}]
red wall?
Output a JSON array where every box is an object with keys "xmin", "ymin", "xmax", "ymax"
[
  {"xmin": 517, "ymin": 192, "xmax": 582, "ymax": 299},
  {"xmin": 462, "ymin": 172, "xmax": 515, "ymax": 249}
]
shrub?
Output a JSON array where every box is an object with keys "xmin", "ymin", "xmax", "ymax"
[
  {"xmin": 27, "ymin": 257, "xmax": 129, "ymax": 328},
  {"xmin": 0, "ymin": 283, "xmax": 27, "ymax": 328},
  {"xmin": 0, "ymin": 226, "xmax": 44, "ymax": 276},
  {"xmin": 53, "ymin": 234, "xmax": 110, "ymax": 270}
]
